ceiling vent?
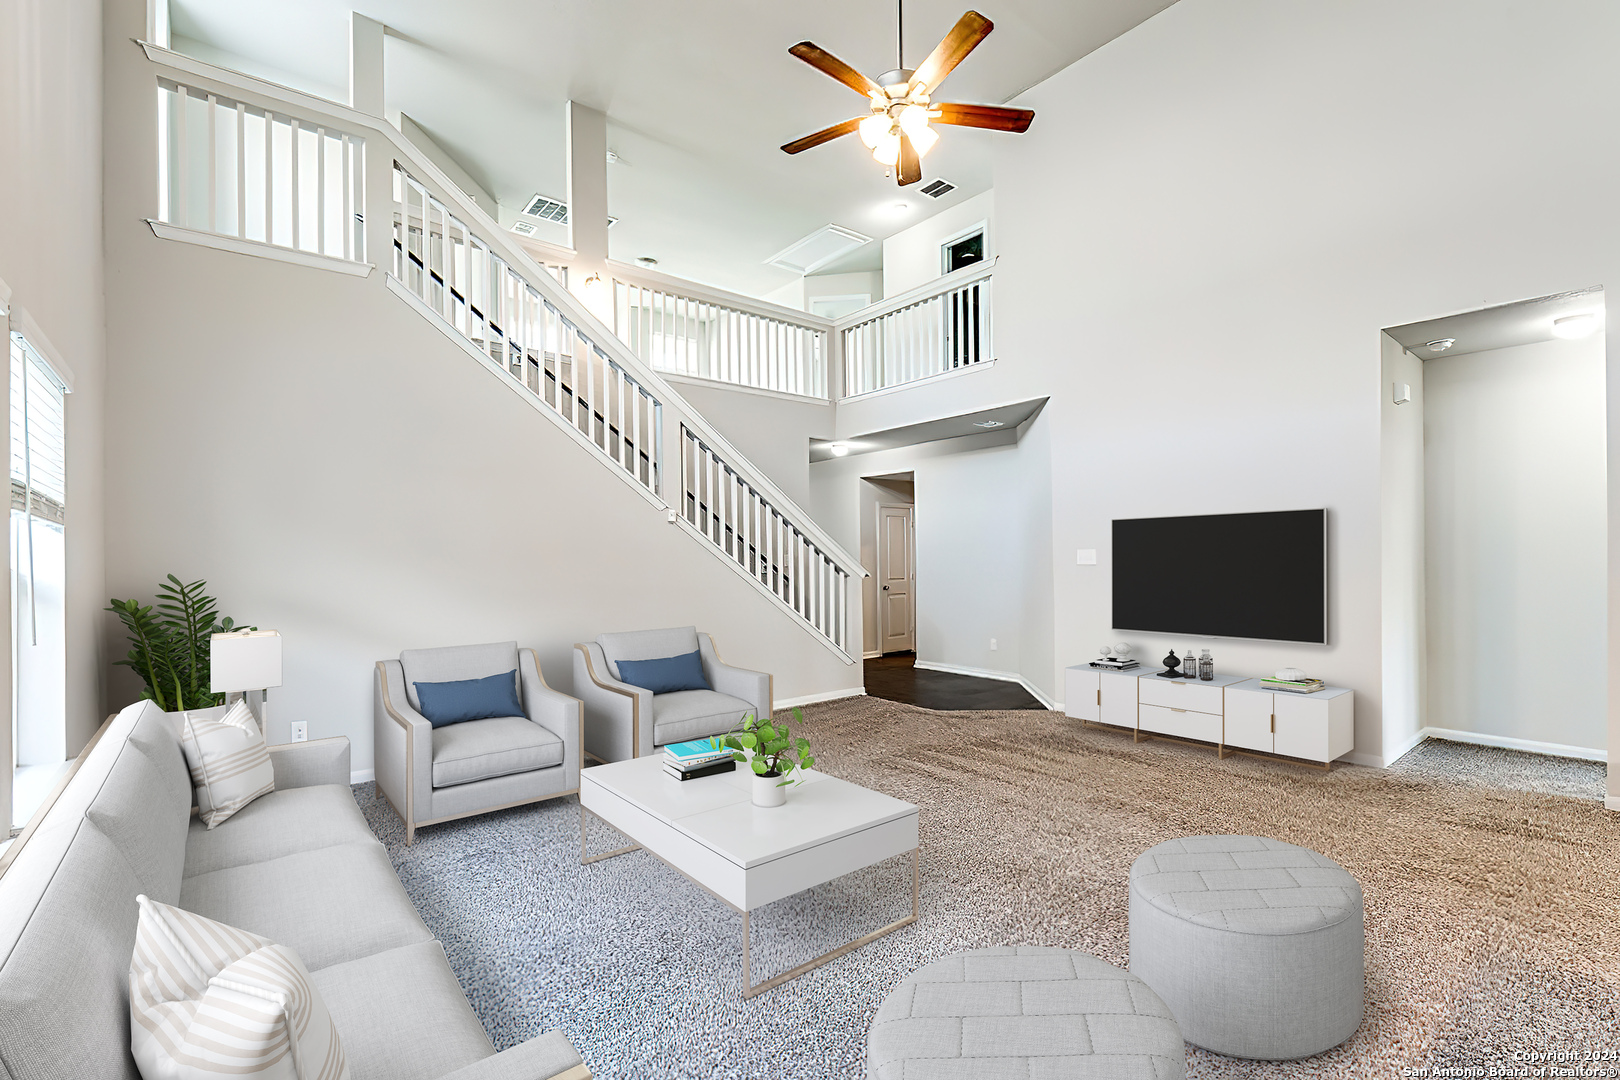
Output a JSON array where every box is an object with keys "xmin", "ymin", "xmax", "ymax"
[
  {"xmin": 517, "ymin": 194, "xmax": 618, "ymax": 229},
  {"xmin": 510, "ymin": 221, "xmax": 538, "ymax": 237},
  {"xmin": 920, "ymin": 179, "xmax": 956, "ymax": 199},
  {"xmin": 766, "ymin": 224, "xmax": 873, "ymax": 275}
]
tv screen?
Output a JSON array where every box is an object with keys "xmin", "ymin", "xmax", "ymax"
[{"xmin": 1112, "ymin": 510, "xmax": 1326, "ymax": 644}]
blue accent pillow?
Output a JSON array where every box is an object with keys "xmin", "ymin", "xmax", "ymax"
[
  {"xmin": 413, "ymin": 671, "xmax": 523, "ymax": 728},
  {"xmin": 616, "ymin": 650, "xmax": 710, "ymax": 694}
]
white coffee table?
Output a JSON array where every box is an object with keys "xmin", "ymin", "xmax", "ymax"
[{"xmin": 579, "ymin": 757, "xmax": 920, "ymax": 998}]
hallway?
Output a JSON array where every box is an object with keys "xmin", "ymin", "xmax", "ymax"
[{"xmin": 862, "ymin": 652, "xmax": 1046, "ymax": 711}]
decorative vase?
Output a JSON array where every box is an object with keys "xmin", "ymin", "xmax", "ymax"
[{"xmin": 752, "ymin": 772, "xmax": 787, "ymax": 808}]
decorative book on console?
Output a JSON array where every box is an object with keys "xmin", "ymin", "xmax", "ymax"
[{"xmin": 1260, "ymin": 677, "xmax": 1326, "ymax": 694}]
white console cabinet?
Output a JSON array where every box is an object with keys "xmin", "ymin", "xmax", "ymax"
[{"xmin": 1062, "ymin": 664, "xmax": 1355, "ymax": 768}]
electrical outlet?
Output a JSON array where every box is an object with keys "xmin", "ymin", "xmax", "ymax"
[
  {"xmin": 990, "ymin": 638, "xmax": 998, "ymax": 651},
  {"xmin": 291, "ymin": 721, "xmax": 308, "ymax": 743}
]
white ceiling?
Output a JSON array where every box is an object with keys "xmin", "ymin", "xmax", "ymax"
[
  {"xmin": 168, "ymin": 0, "xmax": 1178, "ymax": 297},
  {"xmin": 1385, "ymin": 286, "xmax": 1606, "ymax": 359}
]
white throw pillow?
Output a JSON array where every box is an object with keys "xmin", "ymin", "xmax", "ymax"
[
  {"xmin": 129, "ymin": 895, "xmax": 350, "ymax": 1080},
  {"xmin": 179, "ymin": 699, "xmax": 275, "ymax": 828}
]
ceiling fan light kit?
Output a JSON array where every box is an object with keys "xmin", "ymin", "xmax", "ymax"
[{"xmin": 781, "ymin": 6, "xmax": 1035, "ymax": 186}]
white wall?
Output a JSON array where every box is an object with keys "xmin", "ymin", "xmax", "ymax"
[
  {"xmin": 1424, "ymin": 335, "xmax": 1607, "ymax": 752},
  {"xmin": 101, "ymin": 0, "xmax": 863, "ymax": 773},
  {"xmin": 0, "ymin": 0, "xmax": 107, "ymax": 765},
  {"xmin": 666, "ymin": 379, "xmax": 832, "ymax": 510},
  {"xmin": 760, "ymin": 270, "xmax": 883, "ymax": 316},
  {"xmin": 1380, "ymin": 333, "xmax": 1426, "ymax": 761},
  {"xmin": 810, "ymin": 426, "xmax": 1049, "ymax": 689},
  {"xmin": 883, "ymin": 190, "xmax": 993, "ymax": 298}
]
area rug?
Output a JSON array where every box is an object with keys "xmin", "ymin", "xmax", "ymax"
[{"xmin": 357, "ymin": 697, "xmax": 1620, "ymax": 1078}]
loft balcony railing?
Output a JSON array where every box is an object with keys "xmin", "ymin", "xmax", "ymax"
[{"xmin": 837, "ymin": 258, "xmax": 995, "ymax": 398}]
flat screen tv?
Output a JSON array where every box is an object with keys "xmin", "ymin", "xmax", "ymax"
[{"xmin": 1112, "ymin": 509, "xmax": 1327, "ymax": 644}]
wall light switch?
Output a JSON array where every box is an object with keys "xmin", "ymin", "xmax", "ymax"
[
  {"xmin": 291, "ymin": 721, "xmax": 308, "ymax": 743},
  {"xmin": 990, "ymin": 638, "xmax": 998, "ymax": 651},
  {"xmin": 1392, "ymin": 382, "xmax": 1411, "ymax": 405},
  {"xmin": 1076, "ymin": 548, "xmax": 1097, "ymax": 565}
]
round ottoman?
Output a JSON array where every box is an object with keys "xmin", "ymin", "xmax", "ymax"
[
  {"xmin": 1129, "ymin": 835, "xmax": 1363, "ymax": 1060},
  {"xmin": 867, "ymin": 946, "xmax": 1185, "ymax": 1080}
]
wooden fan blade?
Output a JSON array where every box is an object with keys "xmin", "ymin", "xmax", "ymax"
[
  {"xmin": 789, "ymin": 42, "xmax": 883, "ymax": 98},
  {"xmin": 781, "ymin": 117, "xmax": 865, "ymax": 155},
  {"xmin": 910, "ymin": 11, "xmax": 993, "ymax": 95},
  {"xmin": 897, "ymin": 131, "xmax": 922, "ymax": 186},
  {"xmin": 932, "ymin": 102, "xmax": 1035, "ymax": 132}
]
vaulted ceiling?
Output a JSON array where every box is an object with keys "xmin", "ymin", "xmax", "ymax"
[{"xmin": 169, "ymin": 0, "xmax": 1177, "ymax": 296}]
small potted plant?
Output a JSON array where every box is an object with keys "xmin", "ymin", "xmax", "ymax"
[{"xmin": 713, "ymin": 709, "xmax": 815, "ymax": 808}]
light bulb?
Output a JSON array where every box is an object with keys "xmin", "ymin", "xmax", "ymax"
[
  {"xmin": 897, "ymin": 104, "xmax": 929, "ymax": 138},
  {"xmin": 1552, "ymin": 313, "xmax": 1598, "ymax": 339},
  {"xmin": 859, "ymin": 113, "xmax": 889, "ymax": 150},
  {"xmin": 829, "ymin": 443, "xmax": 850, "ymax": 457},
  {"xmin": 907, "ymin": 124, "xmax": 939, "ymax": 157},
  {"xmin": 872, "ymin": 128, "xmax": 901, "ymax": 167}
]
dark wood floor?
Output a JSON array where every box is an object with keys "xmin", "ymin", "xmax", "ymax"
[{"xmin": 863, "ymin": 652, "xmax": 1047, "ymax": 711}]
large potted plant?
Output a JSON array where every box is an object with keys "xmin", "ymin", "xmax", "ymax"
[
  {"xmin": 714, "ymin": 708, "xmax": 815, "ymax": 808},
  {"xmin": 107, "ymin": 574, "xmax": 252, "ymax": 711}
]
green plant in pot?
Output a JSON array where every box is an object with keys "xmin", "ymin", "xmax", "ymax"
[
  {"xmin": 107, "ymin": 574, "xmax": 253, "ymax": 712},
  {"xmin": 713, "ymin": 708, "xmax": 815, "ymax": 808}
]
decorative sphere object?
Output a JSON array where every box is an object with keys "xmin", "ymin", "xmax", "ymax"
[
  {"xmin": 1276, "ymin": 667, "xmax": 1307, "ymax": 682},
  {"xmin": 1098, "ymin": 643, "xmax": 1115, "ymax": 658},
  {"xmin": 1114, "ymin": 643, "xmax": 1133, "ymax": 658}
]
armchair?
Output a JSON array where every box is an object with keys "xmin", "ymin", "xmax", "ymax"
[
  {"xmin": 572, "ymin": 626, "xmax": 772, "ymax": 762},
  {"xmin": 374, "ymin": 641, "xmax": 582, "ymax": 845}
]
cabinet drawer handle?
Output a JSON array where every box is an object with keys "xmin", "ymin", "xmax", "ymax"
[
  {"xmin": 1170, "ymin": 707, "xmax": 1186, "ymax": 713},
  {"xmin": 1097, "ymin": 689, "xmax": 1101, "ymax": 706}
]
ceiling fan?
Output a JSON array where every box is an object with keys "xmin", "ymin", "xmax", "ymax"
[{"xmin": 780, "ymin": 5, "xmax": 1035, "ymax": 186}]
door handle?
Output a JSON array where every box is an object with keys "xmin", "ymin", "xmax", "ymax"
[{"xmin": 1270, "ymin": 714, "xmax": 1275, "ymax": 733}]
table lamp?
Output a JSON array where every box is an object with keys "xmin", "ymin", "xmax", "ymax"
[{"xmin": 210, "ymin": 629, "xmax": 283, "ymax": 732}]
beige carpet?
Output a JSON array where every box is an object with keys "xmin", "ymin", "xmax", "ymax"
[{"xmin": 798, "ymin": 696, "xmax": 1620, "ymax": 1075}]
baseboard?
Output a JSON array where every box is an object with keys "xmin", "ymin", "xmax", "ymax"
[
  {"xmin": 1340, "ymin": 751, "xmax": 1387, "ymax": 769},
  {"xmin": 1419, "ymin": 726, "xmax": 1606, "ymax": 763},
  {"xmin": 912, "ymin": 660, "xmax": 1058, "ymax": 710},
  {"xmin": 350, "ymin": 768, "xmax": 376, "ymax": 785},
  {"xmin": 863, "ymin": 650, "xmax": 882, "ymax": 659},
  {"xmin": 776, "ymin": 687, "xmax": 867, "ymax": 709},
  {"xmin": 1606, "ymin": 795, "xmax": 1620, "ymax": 813},
  {"xmin": 1381, "ymin": 727, "xmax": 1429, "ymax": 768}
]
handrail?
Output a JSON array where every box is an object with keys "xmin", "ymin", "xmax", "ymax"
[
  {"xmin": 606, "ymin": 260, "xmax": 835, "ymax": 331},
  {"xmin": 137, "ymin": 40, "xmax": 866, "ymax": 590},
  {"xmin": 834, "ymin": 256, "xmax": 997, "ymax": 332}
]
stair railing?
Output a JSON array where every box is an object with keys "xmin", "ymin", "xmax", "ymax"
[{"xmin": 836, "ymin": 257, "xmax": 995, "ymax": 397}]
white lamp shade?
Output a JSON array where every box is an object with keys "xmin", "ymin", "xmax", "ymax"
[{"xmin": 210, "ymin": 630, "xmax": 283, "ymax": 693}]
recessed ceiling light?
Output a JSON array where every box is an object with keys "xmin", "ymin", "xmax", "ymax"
[
  {"xmin": 636, "ymin": 256, "xmax": 658, "ymax": 267},
  {"xmin": 1552, "ymin": 313, "xmax": 1598, "ymax": 339},
  {"xmin": 890, "ymin": 202, "xmax": 911, "ymax": 215},
  {"xmin": 972, "ymin": 419, "xmax": 1005, "ymax": 428},
  {"xmin": 1424, "ymin": 338, "xmax": 1456, "ymax": 353},
  {"xmin": 828, "ymin": 443, "xmax": 850, "ymax": 457}
]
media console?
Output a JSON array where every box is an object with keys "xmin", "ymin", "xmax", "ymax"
[{"xmin": 1062, "ymin": 664, "xmax": 1354, "ymax": 768}]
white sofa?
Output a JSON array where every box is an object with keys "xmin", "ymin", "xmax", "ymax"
[{"xmin": 0, "ymin": 700, "xmax": 588, "ymax": 1080}]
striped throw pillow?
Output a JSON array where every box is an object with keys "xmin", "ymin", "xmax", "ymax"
[
  {"xmin": 180, "ymin": 699, "xmax": 275, "ymax": 828},
  {"xmin": 130, "ymin": 895, "xmax": 350, "ymax": 1080}
]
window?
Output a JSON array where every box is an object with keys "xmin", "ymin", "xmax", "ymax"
[
  {"xmin": 943, "ymin": 230, "xmax": 984, "ymax": 274},
  {"xmin": 9, "ymin": 329, "xmax": 67, "ymax": 830}
]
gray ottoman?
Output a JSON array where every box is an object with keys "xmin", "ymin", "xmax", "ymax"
[
  {"xmin": 868, "ymin": 946, "xmax": 1185, "ymax": 1079},
  {"xmin": 1129, "ymin": 835, "xmax": 1363, "ymax": 1060}
]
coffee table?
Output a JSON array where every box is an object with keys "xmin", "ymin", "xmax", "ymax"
[{"xmin": 579, "ymin": 757, "xmax": 920, "ymax": 998}]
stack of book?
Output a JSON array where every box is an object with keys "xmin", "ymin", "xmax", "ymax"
[
  {"xmin": 1260, "ymin": 676, "xmax": 1326, "ymax": 695},
  {"xmin": 663, "ymin": 738, "xmax": 736, "ymax": 781},
  {"xmin": 1090, "ymin": 657, "xmax": 1139, "ymax": 670}
]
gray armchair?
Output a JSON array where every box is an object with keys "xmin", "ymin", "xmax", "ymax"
[
  {"xmin": 374, "ymin": 641, "xmax": 582, "ymax": 845},
  {"xmin": 572, "ymin": 626, "xmax": 772, "ymax": 762}
]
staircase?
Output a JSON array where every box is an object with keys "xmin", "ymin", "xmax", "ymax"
[{"xmin": 145, "ymin": 44, "xmax": 864, "ymax": 662}]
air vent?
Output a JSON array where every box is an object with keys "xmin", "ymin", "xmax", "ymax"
[
  {"xmin": 511, "ymin": 221, "xmax": 538, "ymax": 237},
  {"xmin": 518, "ymin": 194, "xmax": 618, "ymax": 229},
  {"xmin": 920, "ymin": 179, "xmax": 956, "ymax": 199},
  {"xmin": 522, "ymin": 193, "xmax": 569, "ymax": 223}
]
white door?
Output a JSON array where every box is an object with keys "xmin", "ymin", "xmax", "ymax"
[
  {"xmin": 1099, "ymin": 671, "xmax": 1139, "ymax": 730},
  {"xmin": 1223, "ymin": 686, "xmax": 1275, "ymax": 753},
  {"xmin": 877, "ymin": 504, "xmax": 915, "ymax": 653}
]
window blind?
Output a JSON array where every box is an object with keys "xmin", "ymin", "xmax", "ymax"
[{"xmin": 9, "ymin": 332, "xmax": 67, "ymax": 525}]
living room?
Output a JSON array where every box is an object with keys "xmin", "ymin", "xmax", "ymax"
[{"xmin": 2, "ymin": 0, "xmax": 1618, "ymax": 1077}]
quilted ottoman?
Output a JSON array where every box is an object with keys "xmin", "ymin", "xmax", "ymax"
[
  {"xmin": 867, "ymin": 946, "xmax": 1185, "ymax": 1079},
  {"xmin": 1129, "ymin": 835, "xmax": 1364, "ymax": 1060}
]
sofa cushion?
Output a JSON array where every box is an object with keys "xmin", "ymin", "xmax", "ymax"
[
  {"xmin": 651, "ymin": 689, "xmax": 753, "ymax": 747},
  {"xmin": 130, "ymin": 895, "xmax": 351, "ymax": 1080},
  {"xmin": 597, "ymin": 626, "xmax": 700, "ymax": 681},
  {"xmin": 312, "ymin": 941, "xmax": 494, "ymax": 1080},
  {"xmin": 616, "ymin": 649, "xmax": 711, "ymax": 694},
  {"xmin": 179, "ymin": 842, "xmax": 432, "ymax": 971},
  {"xmin": 399, "ymin": 642, "xmax": 519, "ymax": 712},
  {"xmin": 178, "ymin": 699, "xmax": 276, "ymax": 828},
  {"xmin": 84, "ymin": 736, "xmax": 192, "ymax": 906},
  {"xmin": 415, "ymin": 671, "xmax": 525, "ymax": 728},
  {"xmin": 184, "ymin": 785, "xmax": 379, "ymax": 878},
  {"xmin": 431, "ymin": 716, "xmax": 563, "ymax": 788},
  {"xmin": 0, "ymin": 823, "xmax": 144, "ymax": 1080}
]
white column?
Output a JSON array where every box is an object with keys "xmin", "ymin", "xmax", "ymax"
[
  {"xmin": 566, "ymin": 101, "xmax": 610, "ymax": 286},
  {"xmin": 147, "ymin": 0, "xmax": 171, "ymax": 47},
  {"xmin": 349, "ymin": 13, "xmax": 386, "ymax": 118}
]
